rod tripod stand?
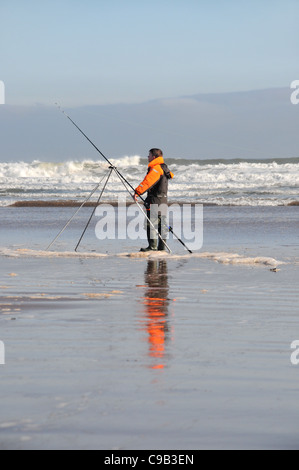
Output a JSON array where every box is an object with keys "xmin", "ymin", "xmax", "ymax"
[
  {"xmin": 49, "ymin": 104, "xmax": 192, "ymax": 254},
  {"xmin": 46, "ymin": 165, "xmax": 172, "ymax": 253}
]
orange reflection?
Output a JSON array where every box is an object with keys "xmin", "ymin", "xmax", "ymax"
[{"xmin": 140, "ymin": 260, "xmax": 171, "ymax": 370}]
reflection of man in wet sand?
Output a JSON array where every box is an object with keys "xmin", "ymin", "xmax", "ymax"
[{"xmin": 142, "ymin": 260, "xmax": 170, "ymax": 370}]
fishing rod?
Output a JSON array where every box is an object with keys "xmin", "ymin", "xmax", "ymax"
[
  {"xmin": 55, "ymin": 104, "xmax": 193, "ymax": 254},
  {"xmin": 55, "ymin": 103, "xmax": 135, "ymax": 193}
]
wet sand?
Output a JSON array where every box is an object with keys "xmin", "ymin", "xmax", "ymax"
[
  {"xmin": 0, "ymin": 254, "xmax": 298, "ymax": 449},
  {"xmin": 0, "ymin": 206, "xmax": 298, "ymax": 449}
]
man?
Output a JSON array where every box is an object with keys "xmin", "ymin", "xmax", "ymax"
[{"xmin": 134, "ymin": 148, "xmax": 173, "ymax": 252}]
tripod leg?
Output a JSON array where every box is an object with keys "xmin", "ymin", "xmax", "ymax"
[
  {"xmin": 46, "ymin": 177, "xmax": 107, "ymax": 251},
  {"xmin": 74, "ymin": 167, "xmax": 113, "ymax": 252}
]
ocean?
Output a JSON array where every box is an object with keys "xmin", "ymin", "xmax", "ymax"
[
  {"xmin": 0, "ymin": 156, "xmax": 299, "ymax": 450},
  {"xmin": 0, "ymin": 157, "xmax": 298, "ymax": 207}
]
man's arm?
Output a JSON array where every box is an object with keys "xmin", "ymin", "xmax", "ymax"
[{"xmin": 134, "ymin": 166, "xmax": 164, "ymax": 199}]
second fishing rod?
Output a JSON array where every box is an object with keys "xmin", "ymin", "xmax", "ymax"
[{"xmin": 56, "ymin": 104, "xmax": 193, "ymax": 254}]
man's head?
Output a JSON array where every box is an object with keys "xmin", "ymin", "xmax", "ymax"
[{"xmin": 148, "ymin": 148, "xmax": 163, "ymax": 162}]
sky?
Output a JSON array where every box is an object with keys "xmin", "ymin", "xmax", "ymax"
[{"xmin": 0, "ymin": 0, "xmax": 298, "ymax": 107}]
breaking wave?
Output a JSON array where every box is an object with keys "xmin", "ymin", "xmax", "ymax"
[{"xmin": 0, "ymin": 156, "xmax": 298, "ymax": 207}]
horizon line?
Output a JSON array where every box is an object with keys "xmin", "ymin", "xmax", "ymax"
[{"xmin": 1, "ymin": 86, "xmax": 290, "ymax": 110}]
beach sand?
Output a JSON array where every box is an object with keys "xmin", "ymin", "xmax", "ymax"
[{"xmin": 0, "ymin": 206, "xmax": 298, "ymax": 450}]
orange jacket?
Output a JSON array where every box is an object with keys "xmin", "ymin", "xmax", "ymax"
[{"xmin": 135, "ymin": 157, "xmax": 173, "ymax": 197}]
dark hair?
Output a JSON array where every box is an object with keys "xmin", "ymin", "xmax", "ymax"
[{"xmin": 149, "ymin": 148, "xmax": 163, "ymax": 158}]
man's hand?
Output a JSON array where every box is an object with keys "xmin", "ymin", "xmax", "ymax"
[{"xmin": 134, "ymin": 193, "xmax": 138, "ymax": 202}]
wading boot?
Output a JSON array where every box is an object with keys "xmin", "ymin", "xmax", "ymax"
[
  {"xmin": 140, "ymin": 238, "xmax": 158, "ymax": 252},
  {"xmin": 158, "ymin": 239, "xmax": 167, "ymax": 251}
]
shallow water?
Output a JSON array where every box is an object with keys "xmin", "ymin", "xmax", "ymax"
[{"xmin": 0, "ymin": 206, "xmax": 298, "ymax": 449}]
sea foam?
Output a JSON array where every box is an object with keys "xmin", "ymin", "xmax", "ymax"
[
  {"xmin": 0, "ymin": 247, "xmax": 283, "ymax": 267},
  {"xmin": 0, "ymin": 157, "xmax": 298, "ymax": 207}
]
